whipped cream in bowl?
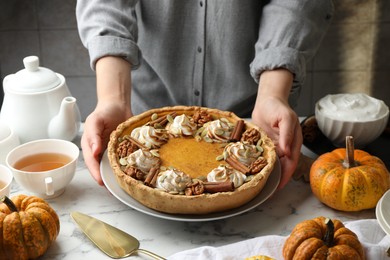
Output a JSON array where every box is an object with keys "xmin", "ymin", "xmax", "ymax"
[
  {"xmin": 316, "ymin": 93, "xmax": 388, "ymax": 122},
  {"xmin": 315, "ymin": 93, "xmax": 389, "ymax": 147}
]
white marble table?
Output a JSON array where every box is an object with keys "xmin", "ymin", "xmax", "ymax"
[{"xmin": 8, "ymin": 140, "xmax": 376, "ymax": 260}]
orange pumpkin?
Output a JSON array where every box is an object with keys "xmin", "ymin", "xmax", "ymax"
[
  {"xmin": 0, "ymin": 194, "xmax": 60, "ymax": 260},
  {"xmin": 310, "ymin": 136, "xmax": 390, "ymax": 211},
  {"xmin": 283, "ymin": 216, "xmax": 365, "ymax": 260}
]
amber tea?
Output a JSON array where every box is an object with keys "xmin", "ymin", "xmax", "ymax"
[{"xmin": 14, "ymin": 153, "xmax": 72, "ymax": 172}]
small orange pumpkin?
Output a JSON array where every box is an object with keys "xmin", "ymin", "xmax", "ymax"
[
  {"xmin": 310, "ymin": 136, "xmax": 390, "ymax": 211},
  {"xmin": 283, "ymin": 216, "xmax": 365, "ymax": 260},
  {"xmin": 0, "ymin": 194, "xmax": 60, "ymax": 260}
]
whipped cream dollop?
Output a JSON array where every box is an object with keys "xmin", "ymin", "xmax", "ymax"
[
  {"xmin": 203, "ymin": 119, "xmax": 233, "ymax": 142},
  {"xmin": 156, "ymin": 169, "xmax": 192, "ymax": 193},
  {"xmin": 166, "ymin": 114, "xmax": 197, "ymax": 137},
  {"xmin": 224, "ymin": 141, "xmax": 262, "ymax": 166},
  {"xmin": 316, "ymin": 93, "xmax": 389, "ymax": 121},
  {"xmin": 127, "ymin": 149, "xmax": 160, "ymax": 174},
  {"xmin": 207, "ymin": 165, "xmax": 246, "ymax": 188},
  {"xmin": 131, "ymin": 125, "xmax": 168, "ymax": 148}
]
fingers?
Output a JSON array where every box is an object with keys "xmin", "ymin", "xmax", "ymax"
[
  {"xmin": 277, "ymin": 113, "xmax": 299, "ymax": 158},
  {"xmin": 81, "ymin": 118, "xmax": 105, "ymax": 186},
  {"xmin": 277, "ymin": 122, "xmax": 303, "ymax": 189}
]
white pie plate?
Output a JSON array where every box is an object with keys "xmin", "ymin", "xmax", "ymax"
[{"xmin": 101, "ymin": 150, "xmax": 281, "ymax": 222}]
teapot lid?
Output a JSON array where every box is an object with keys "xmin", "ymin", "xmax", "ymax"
[{"xmin": 5, "ymin": 56, "xmax": 61, "ymax": 93}]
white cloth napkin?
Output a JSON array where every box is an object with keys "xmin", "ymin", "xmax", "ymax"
[{"xmin": 168, "ymin": 219, "xmax": 390, "ymax": 260}]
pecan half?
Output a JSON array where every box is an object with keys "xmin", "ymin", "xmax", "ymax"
[
  {"xmin": 249, "ymin": 157, "xmax": 267, "ymax": 174},
  {"xmin": 116, "ymin": 138, "xmax": 138, "ymax": 158},
  {"xmin": 123, "ymin": 165, "xmax": 145, "ymax": 180},
  {"xmin": 185, "ymin": 180, "xmax": 205, "ymax": 196},
  {"xmin": 192, "ymin": 109, "xmax": 213, "ymax": 126},
  {"xmin": 241, "ymin": 128, "xmax": 261, "ymax": 145}
]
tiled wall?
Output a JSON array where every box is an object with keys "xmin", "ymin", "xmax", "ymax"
[
  {"xmin": 0, "ymin": 0, "xmax": 95, "ymax": 121},
  {"xmin": 298, "ymin": 0, "xmax": 390, "ymax": 114},
  {"xmin": 1, "ymin": 0, "xmax": 389, "ymax": 121}
]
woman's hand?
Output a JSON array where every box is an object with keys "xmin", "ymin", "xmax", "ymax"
[
  {"xmin": 82, "ymin": 56, "xmax": 132, "ymax": 185},
  {"xmin": 252, "ymin": 69, "xmax": 302, "ymax": 189},
  {"xmin": 81, "ymin": 103, "xmax": 132, "ymax": 185}
]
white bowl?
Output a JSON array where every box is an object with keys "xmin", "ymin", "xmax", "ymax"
[
  {"xmin": 315, "ymin": 93, "xmax": 389, "ymax": 148},
  {"xmin": 0, "ymin": 164, "xmax": 13, "ymax": 197}
]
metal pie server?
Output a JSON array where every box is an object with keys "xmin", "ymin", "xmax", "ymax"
[{"xmin": 71, "ymin": 211, "xmax": 166, "ymax": 259}]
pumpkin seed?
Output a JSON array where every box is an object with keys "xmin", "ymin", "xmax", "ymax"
[
  {"xmin": 151, "ymin": 113, "xmax": 158, "ymax": 121},
  {"xmin": 195, "ymin": 127, "xmax": 205, "ymax": 136},
  {"xmin": 257, "ymin": 139, "xmax": 263, "ymax": 146},
  {"xmin": 216, "ymin": 154, "xmax": 224, "ymax": 161},
  {"xmin": 201, "ymin": 128, "xmax": 208, "ymax": 137},
  {"xmin": 244, "ymin": 149, "xmax": 251, "ymax": 158},
  {"xmin": 195, "ymin": 135, "xmax": 202, "ymax": 142},
  {"xmin": 167, "ymin": 114, "xmax": 174, "ymax": 123},
  {"xmin": 256, "ymin": 145, "xmax": 264, "ymax": 153},
  {"xmin": 215, "ymin": 129, "xmax": 225, "ymax": 136},
  {"xmin": 154, "ymin": 123, "xmax": 163, "ymax": 129},
  {"xmin": 220, "ymin": 117, "xmax": 229, "ymax": 123},
  {"xmin": 150, "ymin": 149, "xmax": 160, "ymax": 157},
  {"xmin": 119, "ymin": 158, "xmax": 128, "ymax": 166},
  {"xmin": 245, "ymin": 175, "xmax": 254, "ymax": 182},
  {"xmin": 197, "ymin": 176, "xmax": 207, "ymax": 181},
  {"xmin": 203, "ymin": 136, "xmax": 213, "ymax": 143},
  {"xmin": 223, "ymin": 151, "xmax": 228, "ymax": 160}
]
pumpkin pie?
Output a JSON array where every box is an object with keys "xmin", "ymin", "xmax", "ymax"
[{"xmin": 107, "ymin": 106, "xmax": 276, "ymax": 214}]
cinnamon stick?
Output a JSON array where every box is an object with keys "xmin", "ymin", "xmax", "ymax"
[
  {"xmin": 229, "ymin": 120, "xmax": 245, "ymax": 142},
  {"xmin": 204, "ymin": 181, "xmax": 234, "ymax": 193},
  {"xmin": 126, "ymin": 136, "xmax": 148, "ymax": 150},
  {"xmin": 147, "ymin": 112, "xmax": 177, "ymax": 127},
  {"xmin": 225, "ymin": 155, "xmax": 250, "ymax": 174},
  {"xmin": 144, "ymin": 166, "xmax": 160, "ymax": 187}
]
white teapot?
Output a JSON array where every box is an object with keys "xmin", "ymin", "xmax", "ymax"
[
  {"xmin": 0, "ymin": 120, "xmax": 20, "ymax": 165},
  {"xmin": 0, "ymin": 56, "xmax": 81, "ymax": 143}
]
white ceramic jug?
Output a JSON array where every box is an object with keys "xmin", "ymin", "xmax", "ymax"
[{"xmin": 0, "ymin": 56, "xmax": 81, "ymax": 143}]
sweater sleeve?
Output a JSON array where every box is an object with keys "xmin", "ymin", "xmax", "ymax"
[
  {"xmin": 76, "ymin": 0, "xmax": 141, "ymax": 70},
  {"xmin": 250, "ymin": 0, "xmax": 334, "ymax": 105}
]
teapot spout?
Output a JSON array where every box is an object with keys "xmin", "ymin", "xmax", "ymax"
[{"xmin": 48, "ymin": 96, "xmax": 81, "ymax": 141}]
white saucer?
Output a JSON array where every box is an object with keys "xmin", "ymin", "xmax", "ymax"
[
  {"xmin": 101, "ymin": 150, "xmax": 281, "ymax": 222},
  {"xmin": 376, "ymin": 190, "xmax": 390, "ymax": 236}
]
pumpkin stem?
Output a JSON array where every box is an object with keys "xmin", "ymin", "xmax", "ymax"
[
  {"xmin": 343, "ymin": 136, "xmax": 358, "ymax": 168},
  {"xmin": 323, "ymin": 217, "xmax": 334, "ymax": 247},
  {"xmin": 0, "ymin": 196, "xmax": 18, "ymax": 212}
]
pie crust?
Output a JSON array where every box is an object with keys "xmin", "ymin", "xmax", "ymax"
[{"xmin": 107, "ymin": 106, "xmax": 276, "ymax": 214}]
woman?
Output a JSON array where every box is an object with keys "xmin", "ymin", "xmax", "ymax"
[{"xmin": 76, "ymin": 0, "xmax": 334, "ymax": 188}]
